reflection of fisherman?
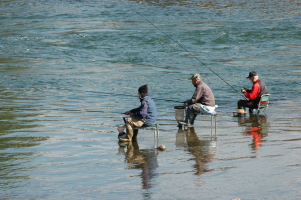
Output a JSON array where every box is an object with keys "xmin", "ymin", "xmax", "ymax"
[
  {"xmin": 118, "ymin": 141, "xmax": 158, "ymax": 190},
  {"xmin": 238, "ymin": 115, "xmax": 269, "ymax": 150},
  {"xmin": 176, "ymin": 127, "xmax": 216, "ymax": 175},
  {"xmin": 179, "ymin": 74, "xmax": 216, "ymax": 127},
  {"xmin": 119, "ymin": 85, "xmax": 157, "ymax": 142},
  {"xmin": 237, "ymin": 71, "xmax": 268, "ymax": 114}
]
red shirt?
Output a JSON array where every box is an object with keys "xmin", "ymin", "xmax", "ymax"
[{"xmin": 244, "ymin": 80, "xmax": 260, "ymax": 100}]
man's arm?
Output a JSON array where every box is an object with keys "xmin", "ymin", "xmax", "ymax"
[
  {"xmin": 245, "ymin": 83, "xmax": 260, "ymax": 100},
  {"xmin": 130, "ymin": 101, "xmax": 148, "ymax": 119},
  {"xmin": 189, "ymin": 86, "xmax": 204, "ymax": 104}
]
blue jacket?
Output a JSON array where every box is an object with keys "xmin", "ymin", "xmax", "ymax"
[{"xmin": 130, "ymin": 95, "xmax": 157, "ymax": 126}]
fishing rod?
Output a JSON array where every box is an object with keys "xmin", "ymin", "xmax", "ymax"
[
  {"xmin": 122, "ymin": 1, "xmax": 246, "ymax": 99},
  {"xmin": 1, "ymin": 106, "xmax": 132, "ymax": 114},
  {"xmin": 57, "ymin": 88, "xmax": 183, "ymax": 103},
  {"xmin": 1, "ymin": 107, "xmax": 107, "ymax": 113}
]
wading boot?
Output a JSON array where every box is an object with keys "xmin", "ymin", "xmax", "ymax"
[
  {"xmin": 118, "ymin": 132, "xmax": 127, "ymax": 139},
  {"xmin": 119, "ymin": 129, "xmax": 133, "ymax": 142},
  {"xmin": 132, "ymin": 129, "xmax": 139, "ymax": 141},
  {"xmin": 178, "ymin": 121, "xmax": 192, "ymax": 127},
  {"xmin": 119, "ymin": 137, "xmax": 132, "ymax": 142}
]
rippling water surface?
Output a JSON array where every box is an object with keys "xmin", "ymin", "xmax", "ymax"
[{"xmin": 0, "ymin": 0, "xmax": 301, "ymax": 199}]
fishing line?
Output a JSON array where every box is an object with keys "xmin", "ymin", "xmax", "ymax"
[
  {"xmin": 1, "ymin": 107, "xmax": 107, "ymax": 113},
  {"xmin": 57, "ymin": 88, "xmax": 183, "ymax": 103},
  {"xmin": 122, "ymin": 1, "xmax": 246, "ymax": 99}
]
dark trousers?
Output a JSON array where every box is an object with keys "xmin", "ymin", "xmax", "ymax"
[{"xmin": 237, "ymin": 99, "xmax": 257, "ymax": 109}]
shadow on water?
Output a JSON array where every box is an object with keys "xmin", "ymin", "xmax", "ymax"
[
  {"xmin": 117, "ymin": 141, "xmax": 158, "ymax": 199},
  {"xmin": 236, "ymin": 114, "xmax": 269, "ymax": 151},
  {"xmin": 176, "ymin": 127, "xmax": 216, "ymax": 175}
]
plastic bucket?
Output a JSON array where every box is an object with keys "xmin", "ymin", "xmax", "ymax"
[{"xmin": 174, "ymin": 106, "xmax": 185, "ymax": 121}]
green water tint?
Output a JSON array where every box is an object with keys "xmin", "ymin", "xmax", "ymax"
[{"xmin": 0, "ymin": 0, "xmax": 300, "ymax": 199}]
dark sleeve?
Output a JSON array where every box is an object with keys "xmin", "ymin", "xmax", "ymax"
[{"xmin": 130, "ymin": 100, "xmax": 148, "ymax": 119}]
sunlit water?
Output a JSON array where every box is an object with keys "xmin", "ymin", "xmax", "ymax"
[{"xmin": 0, "ymin": 0, "xmax": 300, "ymax": 199}]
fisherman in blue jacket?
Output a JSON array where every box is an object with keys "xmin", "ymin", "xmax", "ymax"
[{"xmin": 119, "ymin": 84, "xmax": 157, "ymax": 142}]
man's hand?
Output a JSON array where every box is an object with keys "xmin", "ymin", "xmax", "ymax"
[{"xmin": 241, "ymin": 88, "xmax": 246, "ymax": 93}]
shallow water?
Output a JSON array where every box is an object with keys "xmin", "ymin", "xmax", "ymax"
[{"xmin": 0, "ymin": 0, "xmax": 301, "ymax": 199}]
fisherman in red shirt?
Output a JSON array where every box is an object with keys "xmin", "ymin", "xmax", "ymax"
[{"xmin": 237, "ymin": 71, "xmax": 268, "ymax": 114}]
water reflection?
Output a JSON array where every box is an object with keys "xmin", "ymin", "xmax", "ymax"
[
  {"xmin": 118, "ymin": 141, "xmax": 158, "ymax": 198},
  {"xmin": 237, "ymin": 115, "xmax": 269, "ymax": 150},
  {"xmin": 176, "ymin": 127, "xmax": 216, "ymax": 175},
  {"xmin": 0, "ymin": 89, "xmax": 48, "ymax": 191}
]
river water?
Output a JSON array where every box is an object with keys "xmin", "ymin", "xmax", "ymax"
[{"xmin": 0, "ymin": 0, "xmax": 301, "ymax": 199}]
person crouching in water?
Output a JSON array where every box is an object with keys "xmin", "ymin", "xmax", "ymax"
[
  {"xmin": 119, "ymin": 84, "xmax": 157, "ymax": 142},
  {"xmin": 237, "ymin": 71, "xmax": 268, "ymax": 114}
]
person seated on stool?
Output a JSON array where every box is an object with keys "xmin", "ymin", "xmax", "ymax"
[
  {"xmin": 237, "ymin": 71, "xmax": 268, "ymax": 114},
  {"xmin": 119, "ymin": 84, "xmax": 157, "ymax": 142},
  {"xmin": 179, "ymin": 74, "xmax": 216, "ymax": 127}
]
